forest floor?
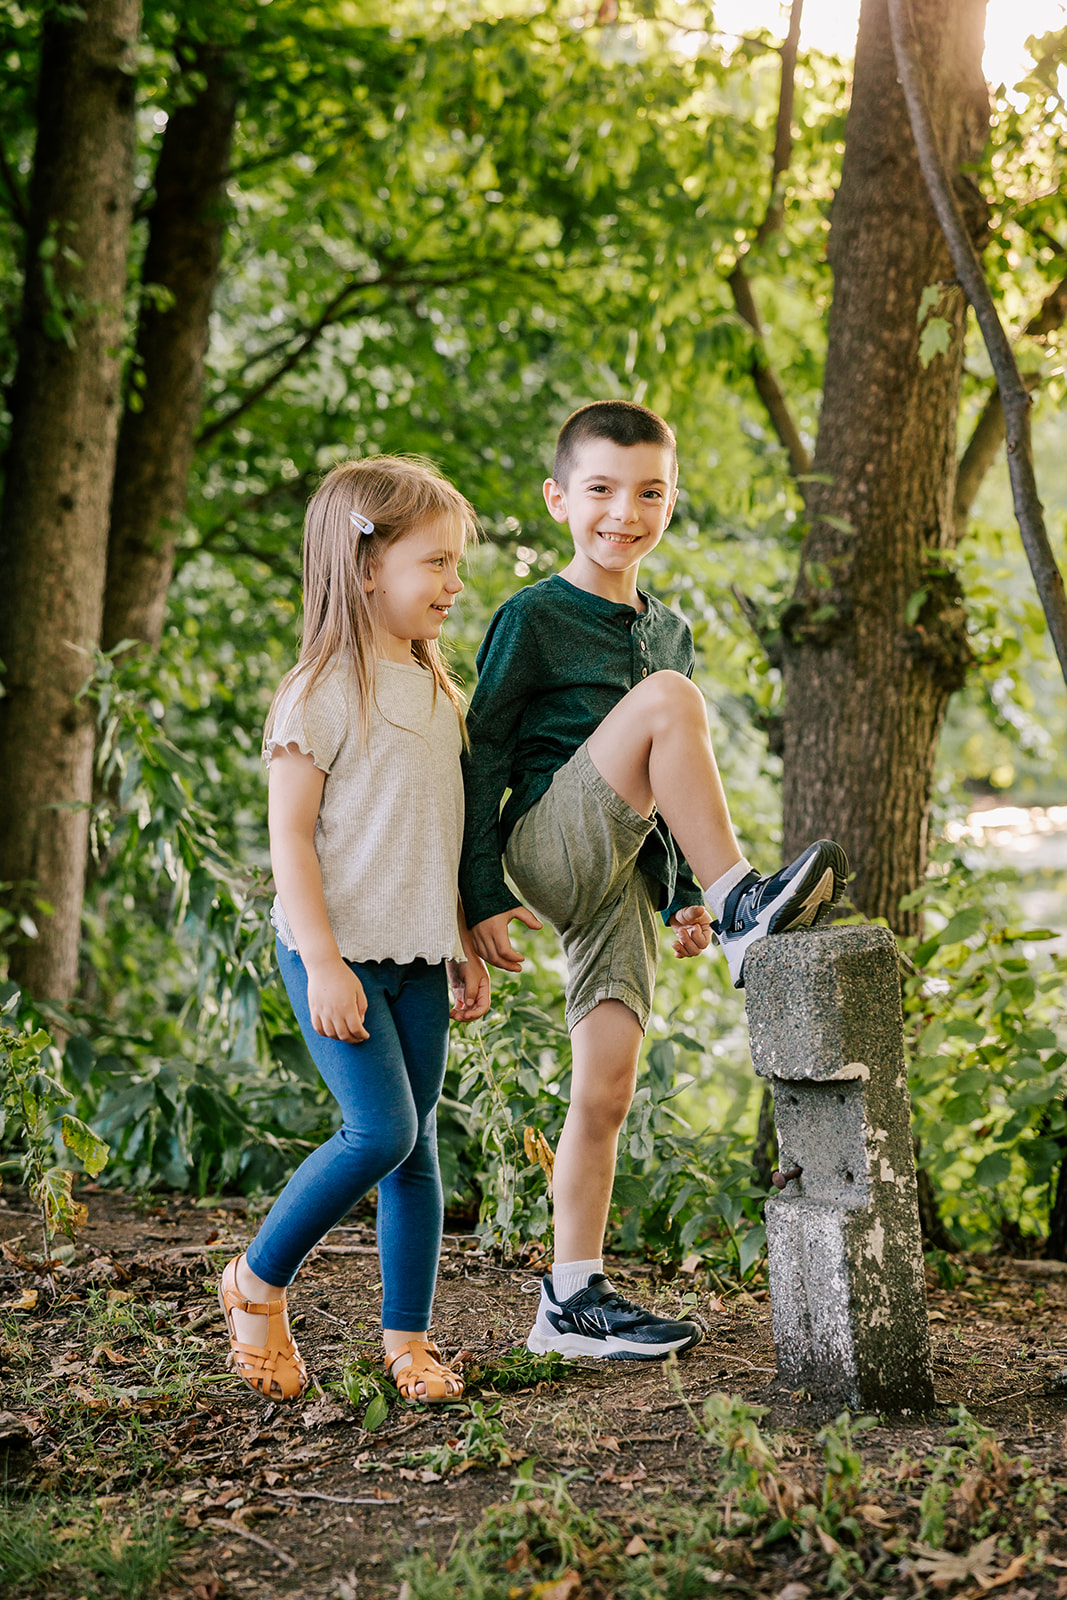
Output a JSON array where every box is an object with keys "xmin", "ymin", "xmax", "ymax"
[{"xmin": 1, "ymin": 1187, "xmax": 1066, "ymax": 1600}]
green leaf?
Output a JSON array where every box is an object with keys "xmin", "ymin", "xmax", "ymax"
[
  {"xmin": 973, "ymin": 1152, "xmax": 1012, "ymax": 1187},
  {"xmin": 943, "ymin": 1093, "xmax": 984, "ymax": 1125},
  {"xmin": 612, "ymin": 1173, "xmax": 650, "ymax": 1209},
  {"xmin": 905, "ymin": 587, "xmax": 928, "ymax": 626},
  {"xmin": 61, "ymin": 1115, "xmax": 111, "ymax": 1177},
  {"xmin": 917, "ymin": 283, "xmax": 942, "ymax": 322},
  {"xmin": 363, "ymin": 1393, "xmax": 390, "ymax": 1431},
  {"xmin": 936, "ymin": 907, "xmax": 984, "ymax": 947},
  {"xmin": 738, "ymin": 1223, "xmax": 767, "ymax": 1278},
  {"xmin": 918, "ymin": 315, "xmax": 952, "ymax": 367}
]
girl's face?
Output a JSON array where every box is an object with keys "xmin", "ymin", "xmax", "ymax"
[{"xmin": 364, "ymin": 519, "xmax": 465, "ymax": 662}]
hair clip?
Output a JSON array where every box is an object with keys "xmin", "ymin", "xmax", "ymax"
[{"xmin": 349, "ymin": 510, "xmax": 374, "ymax": 537}]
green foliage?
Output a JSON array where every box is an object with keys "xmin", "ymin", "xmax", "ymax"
[
  {"xmin": 901, "ymin": 851, "xmax": 1067, "ymax": 1247},
  {"xmin": 0, "ymin": 987, "xmax": 110, "ymax": 1259}
]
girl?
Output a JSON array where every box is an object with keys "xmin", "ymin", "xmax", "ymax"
[{"xmin": 219, "ymin": 456, "xmax": 490, "ymax": 1405}]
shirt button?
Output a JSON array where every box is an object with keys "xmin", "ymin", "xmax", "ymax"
[
  {"xmin": 641, "ymin": 667, "xmax": 648, "ymax": 678},
  {"xmin": 640, "ymin": 641, "xmax": 647, "ymax": 652}
]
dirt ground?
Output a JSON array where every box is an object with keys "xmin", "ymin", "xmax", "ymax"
[{"xmin": 1, "ymin": 1186, "xmax": 1066, "ymax": 1600}]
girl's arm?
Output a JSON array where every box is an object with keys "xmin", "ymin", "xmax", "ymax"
[
  {"xmin": 268, "ymin": 745, "xmax": 369, "ymax": 1042},
  {"xmin": 446, "ymin": 899, "xmax": 491, "ymax": 1022}
]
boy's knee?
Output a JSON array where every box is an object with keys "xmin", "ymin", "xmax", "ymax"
[
  {"xmin": 570, "ymin": 1069, "xmax": 636, "ymax": 1135},
  {"xmin": 629, "ymin": 669, "xmax": 704, "ymax": 726}
]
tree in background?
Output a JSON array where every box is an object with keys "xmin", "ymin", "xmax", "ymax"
[{"xmin": 0, "ymin": 0, "xmax": 141, "ymax": 1005}]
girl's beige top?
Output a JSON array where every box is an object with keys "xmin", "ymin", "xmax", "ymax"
[{"xmin": 265, "ymin": 659, "xmax": 465, "ymax": 966}]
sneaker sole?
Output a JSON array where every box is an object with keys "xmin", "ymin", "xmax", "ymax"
[
  {"xmin": 725, "ymin": 840, "xmax": 849, "ymax": 987},
  {"xmin": 526, "ymin": 1326, "xmax": 702, "ymax": 1361}
]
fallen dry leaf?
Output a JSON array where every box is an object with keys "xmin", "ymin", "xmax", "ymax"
[
  {"xmin": 912, "ymin": 1535, "xmax": 1025, "ymax": 1590},
  {"xmin": 2, "ymin": 1288, "xmax": 38, "ymax": 1312},
  {"xmin": 815, "ymin": 1526, "xmax": 842, "ymax": 1556},
  {"xmin": 625, "ymin": 1535, "xmax": 649, "ymax": 1555},
  {"xmin": 71, "ymin": 1384, "xmax": 110, "ymax": 1411},
  {"xmin": 530, "ymin": 1572, "xmax": 582, "ymax": 1600},
  {"xmin": 775, "ymin": 1585, "xmax": 811, "ymax": 1600},
  {"xmin": 856, "ymin": 1502, "xmax": 894, "ymax": 1529}
]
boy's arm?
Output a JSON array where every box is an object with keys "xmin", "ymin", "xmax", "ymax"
[{"xmin": 459, "ymin": 599, "xmax": 540, "ymax": 929}]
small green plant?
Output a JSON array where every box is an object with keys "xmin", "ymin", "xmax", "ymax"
[
  {"xmin": 0, "ymin": 987, "xmax": 109, "ymax": 1264},
  {"xmin": 414, "ymin": 1400, "xmax": 518, "ymax": 1475},
  {"xmin": 339, "ymin": 1351, "xmax": 392, "ymax": 1429},
  {"xmin": 464, "ymin": 1345, "xmax": 563, "ymax": 1393}
]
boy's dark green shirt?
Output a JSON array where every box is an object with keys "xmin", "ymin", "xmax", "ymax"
[{"xmin": 459, "ymin": 573, "xmax": 704, "ymax": 929}]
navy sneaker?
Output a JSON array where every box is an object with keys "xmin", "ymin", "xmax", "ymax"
[
  {"xmin": 713, "ymin": 839, "xmax": 849, "ymax": 989},
  {"xmin": 526, "ymin": 1273, "xmax": 702, "ymax": 1361}
]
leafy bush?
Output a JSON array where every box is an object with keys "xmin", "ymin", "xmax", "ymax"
[{"xmin": 901, "ymin": 849, "xmax": 1067, "ymax": 1248}]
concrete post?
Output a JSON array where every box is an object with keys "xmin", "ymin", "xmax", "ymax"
[{"xmin": 744, "ymin": 924, "xmax": 935, "ymax": 1412}]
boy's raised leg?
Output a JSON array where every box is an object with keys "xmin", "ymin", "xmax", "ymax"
[
  {"xmin": 585, "ymin": 670, "xmax": 847, "ymax": 986},
  {"xmin": 527, "ymin": 999, "xmax": 701, "ymax": 1360}
]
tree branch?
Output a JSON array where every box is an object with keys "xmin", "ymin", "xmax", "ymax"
[
  {"xmin": 888, "ymin": 0, "xmax": 1067, "ymax": 685},
  {"xmin": 954, "ymin": 265, "xmax": 1067, "ymax": 534},
  {"xmin": 728, "ymin": 265, "xmax": 812, "ymax": 480},
  {"xmin": 197, "ymin": 261, "xmax": 526, "ymax": 446},
  {"xmin": 726, "ymin": 0, "xmax": 812, "ymax": 482},
  {"xmin": 756, "ymin": 0, "xmax": 804, "ymax": 245}
]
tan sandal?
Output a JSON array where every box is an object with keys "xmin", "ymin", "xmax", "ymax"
[
  {"xmin": 385, "ymin": 1338, "xmax": 464, "ymax": 1403},
  {"xmin": 218, "ymin": 1255, "xmax": 308, "ymax": 1401}
]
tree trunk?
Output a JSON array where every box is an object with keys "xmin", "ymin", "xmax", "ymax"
[
  {"xmin": 101, "ymin": 45, "xmax": 239, "ymax": 653},
  {"xmin": 780, "ymin": 0, "xmax": 988, "ymax": 931},
  {"xmin": 0, "ymin": 0, "xmax": 141, "ymax": 1004}
]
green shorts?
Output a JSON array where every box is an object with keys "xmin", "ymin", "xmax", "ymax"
[{"xmin": 504, "ymin": 742, "xmax": 661, "ymax": 1032}]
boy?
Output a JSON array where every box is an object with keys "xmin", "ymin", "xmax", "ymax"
[{"xmin": 459, "ymin": 401, "xmax": 847, "ymax": 1360}]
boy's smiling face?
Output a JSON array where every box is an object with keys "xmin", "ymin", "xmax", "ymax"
[{"xmin": 544, "ymin": 437, "xmax": 678, "ymax": 604}]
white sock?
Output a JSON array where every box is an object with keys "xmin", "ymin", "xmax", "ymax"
[
  {"xmin": 704, "ymin": 857, "xmax": 753, "ymax": 921},
  {"xmin": 551, "ymin": 1258, "xmax": 604, "ymax": 1302}
]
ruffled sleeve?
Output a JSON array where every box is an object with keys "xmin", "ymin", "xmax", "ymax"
[{"xmin": 263, "ymin": 668, "xmax": 350, "ymax": 774}]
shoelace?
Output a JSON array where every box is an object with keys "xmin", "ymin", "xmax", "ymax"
[{"xmin": 590, "ymin": 1288, "xmax": 641, "ymax": 1316}]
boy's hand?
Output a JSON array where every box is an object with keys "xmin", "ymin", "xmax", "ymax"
[
  {"xmin": 669, "ymin": 904, "xmax": 713, "ymax": 960},
  {"xmin": 447, "ymin": 955, "xmax": 492, "ymax": 1022},
  {"xmin": 469, "ymin": 907, "xmax": 543, "ymax": 972},
  {"xmin": 306, "ymin": 957, "xmax": 369, "ymax": 1041}
]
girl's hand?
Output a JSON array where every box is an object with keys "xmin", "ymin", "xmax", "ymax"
[
  {"xmin": 669, "ymin": 903, "xmax": 713, "ymax": 960},
  {"xmin": 447, "ymin": 955, "xmax": 491, "ymax": 1022},
  {"xmin": 306, "ymin": 958, "xmax": 369, "ymax": 1041}
]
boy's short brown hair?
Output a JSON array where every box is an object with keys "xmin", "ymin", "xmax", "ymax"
[{"xmin": 553, "ymin": 400, "xmax": 678, "ymax": 487}]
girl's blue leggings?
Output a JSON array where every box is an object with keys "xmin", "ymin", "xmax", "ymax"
[{"xmin": 245, "ymin": 942, "xmax": 449, "ymax": 1331}]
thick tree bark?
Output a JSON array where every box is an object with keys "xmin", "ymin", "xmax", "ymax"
[
  {"xmin": 780, "ymin": 0, "xmax": 988, "ymax": 931},
  {"xmin": 101, "ymin": 46, "xmax": 239, "ymax": 653},
  {"xmin": 0, "ymin": 0, "xmax": 141, "ymax": 1004}
]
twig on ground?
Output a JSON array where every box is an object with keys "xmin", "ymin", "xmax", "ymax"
[{"xmin": 202, "ymin": 1518, "xmax": 298, "ymax": 1568}]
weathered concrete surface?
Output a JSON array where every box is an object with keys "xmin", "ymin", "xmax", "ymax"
[{"xmin": 745, "ymin": 923, "xmax": 935, "ymax": 1412}]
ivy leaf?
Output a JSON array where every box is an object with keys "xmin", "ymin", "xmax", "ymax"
[{"xmin": 918, "ymin": 315, "xmax": 952, "ymax": 367}]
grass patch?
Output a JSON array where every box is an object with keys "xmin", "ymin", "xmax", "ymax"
[
  {"xmin": 0, "ymin": 1499, "xmax": 177, "ymax": 1599},
  {"xmin": 397, "ymin": 1398, "xmax": 1067, "ymax": 1599}
]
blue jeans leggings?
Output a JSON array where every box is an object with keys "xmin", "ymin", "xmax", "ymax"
[{"xmin": 245, "ymin": 942, "xmax": 449, "ymax": 1331}]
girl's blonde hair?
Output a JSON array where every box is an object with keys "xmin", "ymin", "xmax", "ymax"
[{"xmin": 264, "ymin": 455, "xmax": 477, "ymax": 750}]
